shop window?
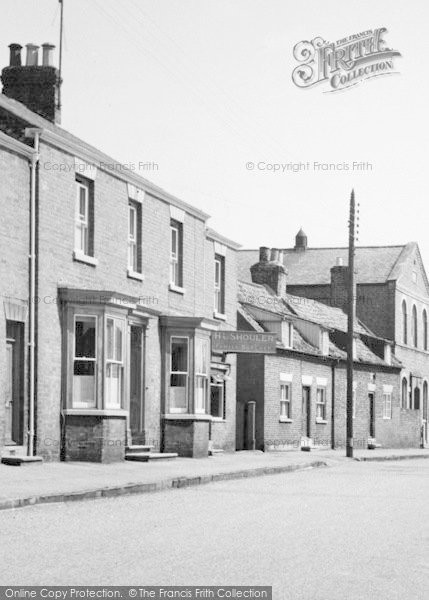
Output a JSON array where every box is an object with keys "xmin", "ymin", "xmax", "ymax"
[
  {"xmin": 169, "ymin": 337, "xmax": 189, "ymax": 413},
  {"xmin": 73, "ymin": 316, "xmax": 97, "ymax": 408},
  {"xmin": 210, "ymin": 376, "xmax": 225, "ymax": 419}
]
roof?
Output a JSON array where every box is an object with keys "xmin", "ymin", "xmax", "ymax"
[
  {"xmin": 285, "ymin": 292, "xmax": 372, "ymax": 336},
  {"xmin": 238, "ymin": 244, "xmax": 412, "ymax": 285},
  {"xmin": 238, "ymin": 280, "xmax": 373, "ymax": 336},
  {"xmin": 237, "ymin": 280, "xmax": 399, "ymax": 368},
  {"xmin": 0, "ymin": 93, "xmax": 211, "ymax": 223}
]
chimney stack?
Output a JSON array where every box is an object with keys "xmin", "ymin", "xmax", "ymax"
[
  {"xmin": 9, "ymin": 44, "xmax": 22, "ymax": 67},
  {"xmin": 330, "ymin": 264, "xmax": 349, "ymax": 310},
  {"xmin": 1, "ymin": 42, "xmax": 61, "ymax": 124},
  {"xmin": 250, "ymin": 247, "xmax": 288, "ymax": 297},
  {"xmin": 25, "ymin": 44, "xmax": 39, "ymax": 66},
  {"xmin": 42, "ymin": 43, "xmax": 55, "ymax": 67}
]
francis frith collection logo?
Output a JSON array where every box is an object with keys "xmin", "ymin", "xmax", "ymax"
[{"xmin": 292, "ymin": 28, "xmax": 401, "ymax": 92}]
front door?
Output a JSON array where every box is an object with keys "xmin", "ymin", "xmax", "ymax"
[
  {"xmin": 368, "ymin": 393, "xmax": 375, "ymax": 438},
  {"xmin": 129, "ymin": 326, "xmax": 145, "ymax": 444},
  {"xmin": 5, "ymin": 322, "xmax": 24, "ymax": 445},
  {"xmin": 302, "ymin": 386, "xmax": 311, "ymax": 437}
]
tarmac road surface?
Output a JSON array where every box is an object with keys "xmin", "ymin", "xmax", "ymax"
[{"xmin": 0, "ymin": 459, "xmax": 428, "ymax": 600}]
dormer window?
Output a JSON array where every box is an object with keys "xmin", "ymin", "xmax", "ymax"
[
  {"xmin": 384, "ymin": 344, "xmax": 392, "ymax": 365},
  {"xmin": 281, "ymin": 321, "xmax": 293, "ymax": 348},
  {"xmin": 320, "ymin": 330, "xmax": 329, "ymax": 355}
]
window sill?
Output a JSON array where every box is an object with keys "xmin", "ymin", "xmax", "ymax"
[
  {"xmin": 213, "ymin": 311, "xmax": 227, "ymax": 321},
  {"xmin": 73, "ymin": 250, "xmax": 98, "ymax": 267},
  {"xmin": 63, "ymin": 409, "xmax": 128, "ymax": 417},
  {"xmin": 383, "ymin": 416, "xmax": 392, "ymax": 420},
  {"xmin": 279, "ymin": 417, "xmax": 292, "ymax": 423},
  {"xmin": 211, "ymin": 417, "xmax": 226, "ymax": 422},
  {"xmin": 127, "ymin": 268, "xmax": 144, "ymax": 281},
  {"xmin": 169, "ymin": 283, "xmax": 186, "ymax": 295},
  {"xmin": 163, "ymin": 413, "xmax": 212, "ymax": 421},
  {"xmin": 316, "ymin": 419, "xmax": 328, "ymax": 424}
]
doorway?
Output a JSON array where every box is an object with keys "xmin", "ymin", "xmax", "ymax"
[
  {"xmin": 302, "ymin": 386, "xmax": 311, "ymax": 437},
  {"xmin": 368, "ymin": 392, "xmax": 375, "ymax": 438},
  {"xmin": 129, "ymin": 325, "xmax": 145, "ymax": 444},
  {"xmin": 5, "ymin": 321, "xmax": 25, "ymax": 445}
]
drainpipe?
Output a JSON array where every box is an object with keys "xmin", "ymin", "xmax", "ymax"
[
  {"xmin": 331, "ymin": 359, "xmax": 338, "ymax": 449},
  {"xmin": 25, "ymin": 127, "xmax": 42, "ymax": 456}
]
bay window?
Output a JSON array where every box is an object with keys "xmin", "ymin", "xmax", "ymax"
[
  {"xmin": 195, "ymin": 338, "xmax": 209, "ymax": 413},
  {"xmin": 73, "ymin": 316, "xmax": 97, "ymax": 408},
  {"xmin": 105, "ymin": 317, "xmax": 125, "ymax": 409},
  {"xmin": 169, "ymin": 337, "xmax": 189, "ymax": 413}
]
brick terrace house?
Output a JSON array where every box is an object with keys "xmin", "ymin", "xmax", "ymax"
[
  {"xmin": 236, "ymin": 248, "xmax": 421, "ymax": 451},
  {"xmin": 0, "ymin": 43, "xmax": 240, "ymax": 462},
  {"xmin": 239, "ymin": 231, "xmax": 429, "ymax": 446}
]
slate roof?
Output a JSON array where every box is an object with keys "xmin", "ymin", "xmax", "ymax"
[
  {"xmin": 238, "ymin": 281, "xmax": 372, "ymax": 336},
  {"xmin": 238, "ymin": 244, "xmax": 413, "ymax": 285},
  {"xmin": 238, "ymin": 280, "xmax": 400, "ymax": 368}
]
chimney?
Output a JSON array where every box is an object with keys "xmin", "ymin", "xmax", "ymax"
[
  {"xmin": 250, "ymin": 247, "xmax": 288, "ymax": 297},
  {"xmin": 9, "ymin": 44, "xmax": 22, "ymax": 67},
  {"xmin": 1, "ymin": 42, "xmax": 61, "ymax": 124},
  {"xmin": 330, "ymin": 264, "xmax": 349, "ymax": 310},
  {"xmin": 25, "ymin": 44, "xmax": 39, "ymax": 66},
  {"xmin": 294, "ymin": 228, "xmax": 307, "ymax": 251}
]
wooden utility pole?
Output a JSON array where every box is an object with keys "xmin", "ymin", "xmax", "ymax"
[
  {"xmin": 58, "ymin": 0, "xmax": 64, "ymax": 110},
  {"xmin": 346, "ymin": 190, "xmax": 356, "ymax": 458}
]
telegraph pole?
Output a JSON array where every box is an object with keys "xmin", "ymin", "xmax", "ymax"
[
  {"xmin": 346, "ymin": 190, "xmax": 357, "ymax": 458},
  {"xmin": 58, "ymin": 0, "xmax": 64, "ymax": 111}
]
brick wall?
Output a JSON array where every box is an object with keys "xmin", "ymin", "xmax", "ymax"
[
  {"xmin": 333, "ymin": 364, "xmax": 418, "ymax": 448},
  {"xmin": 0, "ymin": 146, "xmax": 30, "ymax": 450},
  {"xmin": 263, "ymin": 354, "xmax": 333, "ymax": 450},
  {"xmin": 27, "ymin": 141, "xmax": 238, "ymax": 459}
]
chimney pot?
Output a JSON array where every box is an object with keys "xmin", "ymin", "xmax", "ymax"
[
  {"xmin": 8, "ymin": 43, "xmax": 22, "ymax": 67},
  {"xmin": 336, "ymin": 257, "xmax": 343, "ymax": 266},
  {"xmin": 259, "ymin": 247, "xmax": 270, "ymax": 263},
  {"xmin": 270, "ymin": 248, "xmax": 279, "ymax": 262},
  {"xmin": 278, "ymin": 250, "xmax": 284, "ymax": 264},
  {"xmin": 42, "ymin": 43, "xmax": 55, "ymax": 67},
  {"xmin": 26, "ymin": 44, "xmax": 40, "ymax": 66}
]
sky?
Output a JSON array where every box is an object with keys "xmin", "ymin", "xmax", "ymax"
[{"xmin": 1, "ymin": 0, "xmax": 428, "ymax": 264}]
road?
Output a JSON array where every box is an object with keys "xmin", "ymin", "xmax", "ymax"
[{"xmin": 0, "ymin": 459, "xmax": 428, "ymax": 599}]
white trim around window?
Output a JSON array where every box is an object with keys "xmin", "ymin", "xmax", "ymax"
[
  {"xmin": 169, "ymin": 336, "xmax": 189, "ymax": 413},
  {"xmin": 280, "ymin": 382, "xmax": 292, "ymax": 421},
  {"xmin": 72, "ymin": 315, "xmax": 97, "ymax": 409}
]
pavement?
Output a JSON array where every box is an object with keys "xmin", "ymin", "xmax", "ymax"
[
  {"xmin": 0, "ymin": 447, "xmax": 428, "ymax": 511},
  {"xmin": 1, "ymin": 459, "xmax": 428, "ymax": 596}
]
